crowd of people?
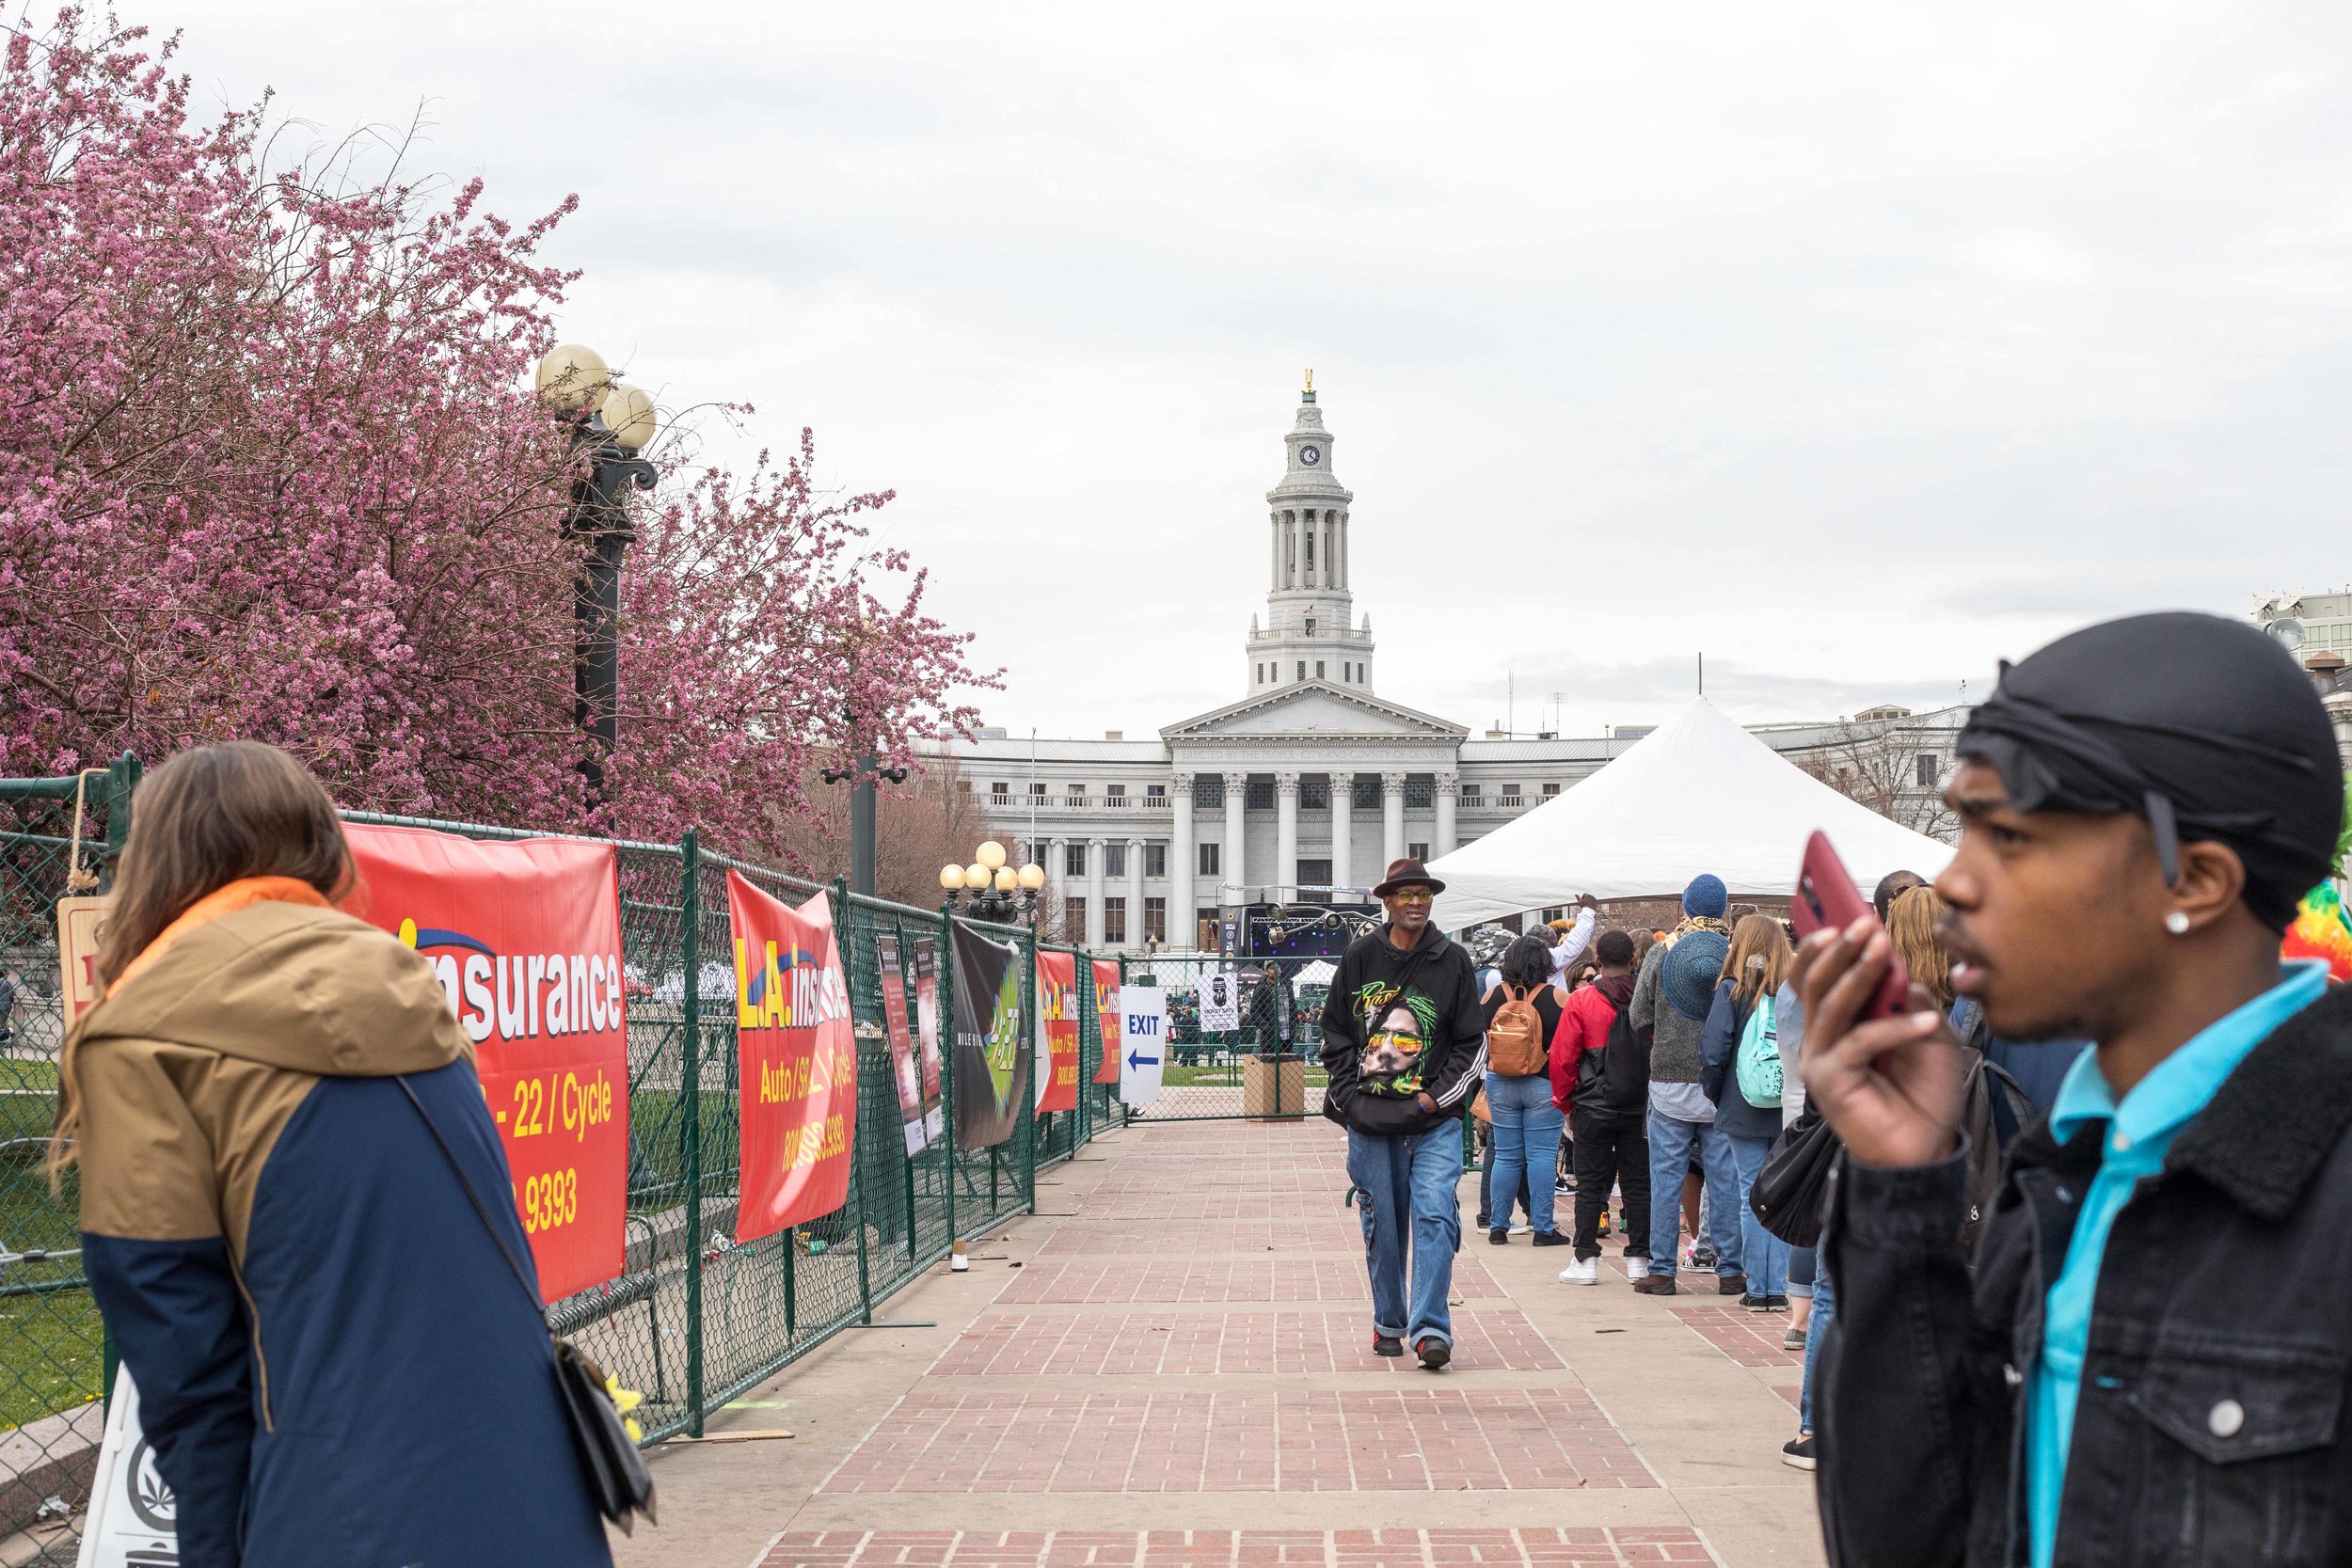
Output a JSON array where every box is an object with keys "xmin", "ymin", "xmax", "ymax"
[{"xmin": 1320, "ymin": 610, "xmax": 2352, "ymax": 1566}]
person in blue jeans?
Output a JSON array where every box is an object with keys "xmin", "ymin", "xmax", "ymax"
[
  {"xmin": 1630, "ymin": 876, "xmax": 1743, "ymax": 1295},
  {"xmin": 1479, "ymin": 936, "xmax": 1572, "ymax": 1245},
  {"xmin": 1700, "ymin": 915, "xmax": 1793, "ymax": 1307},
  {"xmin": 1320, "ymin": 858, "xmax": 1487, "ymax": 1370}
]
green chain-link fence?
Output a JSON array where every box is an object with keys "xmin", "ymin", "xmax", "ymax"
[
  {"xmin": 0, "ymin": 775, "xmax": 1129, "ymax": 1559},
  {"xmin": 1118, "ymin": 953, "xmax": 1324, "ymax": 1121}
]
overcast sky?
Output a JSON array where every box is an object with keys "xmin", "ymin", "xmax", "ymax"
[{"xmin": 164, "ymin": 2, "xmax": 2352, "ymax": 739}]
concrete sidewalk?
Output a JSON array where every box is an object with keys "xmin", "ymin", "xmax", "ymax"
[{"xmin": 614, "ymin": 1117, "xmax": 1826, "ymax": 1568}]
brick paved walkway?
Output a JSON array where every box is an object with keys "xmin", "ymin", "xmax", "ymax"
[{"xmin": 618, "ymin": 1117, "xmax": 1825, "ymax": 1568}]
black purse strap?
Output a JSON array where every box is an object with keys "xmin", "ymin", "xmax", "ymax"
[{"xmin": 394, "ymin": 1074, "xmax": 548, "ymax": 1325}]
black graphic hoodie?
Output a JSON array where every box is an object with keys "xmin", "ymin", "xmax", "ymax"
[{"xmin": 1319, "ymin": 922, "xmax": 1486, "ymax": 1139}]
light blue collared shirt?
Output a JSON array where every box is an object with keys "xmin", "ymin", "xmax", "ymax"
[{"xmin": 2026, "ymin": 960, "xmax": 2329, "ymax": 1567}]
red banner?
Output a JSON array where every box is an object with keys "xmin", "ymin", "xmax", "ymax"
[
  {"xmin": 345, "ymin": 826, "xmax": 627, "ymax": 1301},
  {"xmin": 1035, "ymin": 950, "xmax": 1081, "ymax": 1112},
  {"xmin": 726, "ymin": 873, "xmax": 857, "ymax": 1241},
  {"xmin": 1092, "ymin": 958, "xmax": 1122, "ymax": 1084}
]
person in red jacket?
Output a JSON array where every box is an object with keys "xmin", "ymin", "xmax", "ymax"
[{"xmin": 1551, "ymin": 928, "xmax": 1650, "ymax": 1285}]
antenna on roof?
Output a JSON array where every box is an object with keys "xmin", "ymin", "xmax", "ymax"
[{"xmin": 1698, "ymin": 652, "xmax": 1705, "ymax": 696}]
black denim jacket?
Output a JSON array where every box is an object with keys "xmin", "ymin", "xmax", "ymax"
[{"xmin": 1816, "ymin": 983, "xmax": 2352, "ymax": 1567}]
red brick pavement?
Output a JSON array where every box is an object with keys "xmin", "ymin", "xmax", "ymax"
[
  {"xmin": 755, "ymin": 1528, "xmax": 1717, "ymax": 1568},
  {"xmin": 1664, "ymin": 1307, "xmax": 1802, "ymax": 1370},
  {"xmin": 818, "ymin": 1388, "xmax": 1655, "ymax": 1494},
  {"xmin": 1041, "ymin": 1221, "xmax": 1360, "ymax": 1256},
  {"xmin": 996, "ymin": 1258, "xmax": 1507, "ymax": 1306},
  {"xmin": 930, "ymin": 1308, "xmax": 1564, "ymax": 1376}
]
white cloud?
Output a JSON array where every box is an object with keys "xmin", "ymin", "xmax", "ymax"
[{"xmin": 163, "ymin": 0, "xmax": 2352, "ymax": 738}]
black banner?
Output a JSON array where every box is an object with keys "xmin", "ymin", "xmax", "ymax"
[{"xmin": 949, "ymin": 924, "xmax": 1028, "ymax": 1151}]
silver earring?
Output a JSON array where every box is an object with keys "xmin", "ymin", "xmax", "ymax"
[{"xmin": 2166, "ymin": 911, "xmax": 2191, "ymax": 935}]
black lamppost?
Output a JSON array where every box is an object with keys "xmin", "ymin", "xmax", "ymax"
[
  {"xmin": 940, "ymin": 841, "xmax": 1046, "ymax": 923},
  {"xmin": 537, "ymin": 344, "xmax": 659, "ymax": 803},
  {"xmin": 822, "ymin": 743, "xmax": 909, "ymax": 897}
]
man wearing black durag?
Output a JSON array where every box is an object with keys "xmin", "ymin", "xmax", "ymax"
[{"xmin": 1792, "ymin": 611, "xmax": 2352, "ymax": 1568}]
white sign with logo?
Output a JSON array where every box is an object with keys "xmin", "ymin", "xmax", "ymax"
[
  {"xmin": 77, "ymin": 1367, "xmax": 176, "ymax": 1567},
  {"xmin": 1196, "ymin": 966, "xmax": 1239, "ymax": 1033},
  {"xmin": 1120, "ymin": 988, "xmax": 1168, "ymax": 1105}
]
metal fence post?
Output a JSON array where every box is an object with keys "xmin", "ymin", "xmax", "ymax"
[
  {"xmin": 939, "ymin": 901, "xmax": 959, "ymax": 1243},
  {"xmin": 679, "ymin": 828, "xmax": 707, "ymax": 1436},
  {"xmin": 839, "ymin": 876, "xmax": 875, "ymax": 1324},
  {"xmin": 1024, "ymin": 924, "xmax": 1040, "ymax": 1205},
  {"xmin": 100, "ymin": 753, "xmax": 136, "ymax": 1414}
]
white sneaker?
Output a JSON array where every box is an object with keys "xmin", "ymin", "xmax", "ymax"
[
  {"xmin": 1510, "ymin": 1223, "xmax": 1533, "ymax": 1235},
  {"xmin": 1625, "ymin": 1257, "xmax": 1652, "ymax": 1280},
  {"xmin": 1557, "ymin": 1257, "xmax": 1599, "ymax": 1286}
]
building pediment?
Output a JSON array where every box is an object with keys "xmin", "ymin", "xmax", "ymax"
[{"xmin": 1162, "ymin": 683, "xmax": 1468, "ymax": 743}]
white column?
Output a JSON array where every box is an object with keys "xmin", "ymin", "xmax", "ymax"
[
  {"xmin": 1330, "ymin": 772, "xmax": 1354, "ymax": 891},
  {"xmin": 1269, "ymin": 514, "xmax": 1279, "ymax": 591},
  {"xmin": 1048, "ymin": 836, "xmax": 1070, "ymax": 938},
  {"xmin": 1125, "ymin": 836, "xmax": 1145, "ymax": 950},
  {"xmin": 1222, "ymin": 770, "xmax": 1248, "ymax": 903},
  {"xmin": 1274, "ymin": 770, "xmax": 1300, "ymax": 902},
  {"xmin": 1435, "ymin": 773, "xmax": 1459, "ymax": 858},
  {"xmin": 1381, "ymin": 772, "xmax": 1407, "ymax": 867},
  {"xmin": 1169, "ymin": 775, "xmax": 1196, "ymax": 949},
  {"xmin": 1085, "ymin": 836, "xmax": 1106, "ymax": 948}
]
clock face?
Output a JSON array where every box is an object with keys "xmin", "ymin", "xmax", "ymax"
[{"xmin": 1299, "ymin": 445, "xmax": 1321, "ymax": 467}]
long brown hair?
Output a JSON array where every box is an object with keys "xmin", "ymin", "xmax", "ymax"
[
  {"xmin": 1887, "ymin": 884, "xmax": 1952, "ymax": 1008},
  {"xmin": 93, "ymin": 743, "xmax": 353, "ymax": 990},
  {"xmin": 1724, "ymin": 913, "xmax": 1791, "ymax": 1007}
]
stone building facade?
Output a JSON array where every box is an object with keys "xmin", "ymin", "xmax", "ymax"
[{"xmin": 945, "ymin": 382, "xmax": 1969, "ymax": 954}]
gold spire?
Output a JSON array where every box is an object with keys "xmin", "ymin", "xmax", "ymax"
[{"xmin": 1304, "ymin": 368, "xmax": 1314, "ymax": 394}]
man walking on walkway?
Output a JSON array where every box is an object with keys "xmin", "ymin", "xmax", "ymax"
[
  {"xmin": 1631, "ymin": 875, "xmax": 1743, "ymax": 1296},
  {"xmin": 1322, "ymin": 857, "xmax": 1486, "ymax": 1370}
]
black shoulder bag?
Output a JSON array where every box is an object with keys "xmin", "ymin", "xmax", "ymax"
[
  {"xmin": 1747, "ymin": 1106, "xmax": 1841, "ymax": 1248},
  {"xmin": 397, "ymin": 1076, "xmax": 659, "ymax": 1534}
]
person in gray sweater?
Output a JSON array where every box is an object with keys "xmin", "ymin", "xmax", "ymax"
[{"xmin": 1629, "ymin": 875, "xmax": 1742, "ymax": 1295}]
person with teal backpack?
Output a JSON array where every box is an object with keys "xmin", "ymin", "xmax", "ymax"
[{"xmin": 1700, "ymin": 914, "xmax": 1794, "ymax": 1310}]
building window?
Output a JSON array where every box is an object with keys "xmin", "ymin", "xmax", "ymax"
[
  {"xmin": 1195, "ymin": 776, "xmax": 1225, "ymax": 808},
  {"xmin": 990, "ymin": 782, "xmax": 1009, "ymax": 801},
  {"xmin": 1296, "ymin": 661, "xmax": 1306, "ymax": 680},
  {"xmin": 1352, "ymin": 776, "xmax": 1378, "ymax": 810},
  {"xmin": 1144, "ymin": 897, "xmax": 1167, "ymax": 942},
  {"xmin": 1315, "ymin": 660, "xmax": 1326, "ymax": 679},
  {"xmin": 1246, "ymin": 778, "xmax": 1274, "ymax": 810},
  {"xmin": 1408, "ymin": 841, "xmax": 1429, "ymax": 861},
  {"xmin": 1543, "ymin": 783, "xmax": 1561, "ymax": 797},
  {"xmin": 1500, "ymin": 785, "xmax": 1525, "ymax": 807},
  {"xmin": 1198, "ymin": 842, "xmax": 1221, "ymax": 877},
  {"xmin": 1066, "ymin": 784, "xmax": 1086, "ymax": 803},
  {"xmin": 1542, "ymin": 906, "xmax": 1565, "ymax": 922},
  {"xmin": 1145, "ymin": 842, "xmax": 1167, "ymax": 877},
  {"xmin": 1029, "ymin": 782, "xmax": 1047, "ymax": 797},
  {"xmin": 1256, "ymin": 663, "xmax": 1263, "ymax": 683},
  {"xmin": 1065, "ymin": 896, "xmax": 1087, "ymax": 936},
  {"xmin": 1300, "ymin": 778, "xmax": 1328, "ymax": 811},
  {"xmin": 1104, "ymin": 843, "xmax": 1127, "ymax": 879},
  {"xmin": 1146, "ymin": 784, "xmax": 1166, "ymax": 800},
  {"xmin": 960, "ymin": 779, "xmax": 973, "ymax": 793},
  {"xmin": 1298, "ymin": 858, "xmax": 1333, "ymax": 892},
  {"xmin": 1916, "ymin": 752, "xmax": 1939, "ymax": 787},
  {"xmin": 1196, "ymin": 909, "xmax": 1219, "ymax": 950},
  {"xmin": 1462, "ymin": 782, "xmax": 1483, "ymax": 802},
  {"xmin": 1105, "ymin": 784, "xmax": 1127, "ymax": 808},
  {"xmin": 1406, "ymin": 778, "xmax": 1433, "ymax": 808},
  {"xmin": 1104, "ymin": 897, "xmax": 1127, "ymax": 945},
  {"xmin": 1065, "ymin": 843, "xmax": 1088, "ymax": 877},
  {"xmin": 1306, "ymin": 616, "xmax": 1316, "ymax": 636}
]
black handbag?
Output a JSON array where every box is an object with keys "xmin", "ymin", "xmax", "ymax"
[
  {"xmin": 1748, "ymin": 1106, "xmax": 1841, "ymax": 1247},
  {"xmin": 398, "ymin": 1077, "xmax": 659, "ymax": 1534}
]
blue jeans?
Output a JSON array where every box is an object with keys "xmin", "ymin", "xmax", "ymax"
[
  {"xmin": 1483, "ymin": 1072, "xmax": 1563, "ymax": 1234},
  {"xmin": 1725, "ymin": 1133, "xmax": 1788, "ymax": 1298},
  {"xmin": 1645, "ymin": 1109, "xmax": 1742, "ymax": 1279},
  {"xmin": 1801, "ymin": 1256, "xmax": 1836, "ymax": 1433},
  {"xmin": 1346, "ymin": 1126, "xmax": 1463, "ymax": 1345}
]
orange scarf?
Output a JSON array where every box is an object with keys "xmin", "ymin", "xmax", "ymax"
[{"xmin": 104, "ymin": 875, "xmax": 330, "ymax": 999}]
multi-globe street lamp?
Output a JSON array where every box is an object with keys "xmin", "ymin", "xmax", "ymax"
[
  {"xmin": 535, "ymin": 343, "xmax": 659, "ymax": 803},
  {"xmin": 939, "ymin": 840, "xmax": 1046, "ymax": 923}
]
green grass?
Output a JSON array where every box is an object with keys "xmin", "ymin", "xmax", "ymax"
[
  {"xmin": 1162, "ymin": 1063, "xmax": 1330, "ymax": 1088},
  {"xmin": 0, "ymin": 1286, "xmax": 101, "ymax": 1430},
  {"xmin": 0, "ymin": 1071, "xmax": 103, "ymax": 1430}
]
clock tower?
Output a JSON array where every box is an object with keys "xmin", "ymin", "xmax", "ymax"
[{"xmin": 1246, "ymin": 372, "xmax": 1375, "ymax": 695}]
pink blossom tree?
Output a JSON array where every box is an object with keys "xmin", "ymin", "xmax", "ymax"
[{"xmin": 0, "ymin": 8, "xmax": 987, "ymax": 864}]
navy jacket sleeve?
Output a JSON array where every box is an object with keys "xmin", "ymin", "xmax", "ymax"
[
  {"xmin": 1423, "ymin": 951, "xmax": 1489, "ymax": 1115},
  {"xmin": 1698, "ymin": 981, "xmax": 1740, "ymax": 1105}
]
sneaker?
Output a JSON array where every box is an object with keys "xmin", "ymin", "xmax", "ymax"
[
  {"xmin": 1558, "ymin": 1256, "xmax": 1599, "ymax": 1285},
  {"xmin": 1739, "ymin": 1292, "xmax": 1772, "ymax": 1311},
  {"xmin": 1373, "ymin": 1333, "xmax": 1405, "ymax": 1358},
  {"xmin": 1510, "ymin": 1223, "xmax": 1533, "ymax": 1235},
  {"xmin": 1692, "ymin": 1242, "xmax": 1717, "ymax": 1270},
  {"xmin": 1782, "ymin": 1434, "xmax": 1817, "ymax": 1470},
  {"xmin": 1631, "ymin": 1273, "xmax": 1677, "ymax": 1295},
  {"xmin": 1531, "ymin": 1229, "xmax": 1571, "ymax": 1247},
  {"xmin": 1624, "ymin": 1256, "xmax": 1651, "ymax": 1280},
  {"xmin": 1415, "ymin": 1337, "xmax": 1452, "ymax": 1371},
  {"xmin": 1558, "ymin": 1174, "xmax": 1578, "ymax": 1193},
  {"xmin": 1764, "ymin": 1294, "xmax": 1790, "ymax": 1311},
  {"xmin": 1718, "ymin": 1274, "xmax": 1748, "ymax": 1297},
  {"xmin": 1781, "ymin": 1323, "xmax": 1808, "ymax": 1350},
  {"xmin": 1488, "ymin": 1227, "xmax": 1510, "ymax": 1245}
]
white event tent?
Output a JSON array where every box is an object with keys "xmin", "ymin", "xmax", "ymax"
[{"xmin": 1428, "ymin": 698, "xmax": 1955, "ymax": 927}]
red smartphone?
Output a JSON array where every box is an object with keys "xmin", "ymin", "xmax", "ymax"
[{"xmin": 1790, "ymin": 831, "xmax": 1912, "ymax": 1021}]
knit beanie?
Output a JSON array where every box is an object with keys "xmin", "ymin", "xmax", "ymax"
[{"xmin": 1682, "ymin": 874, "xmax": 1728, "ymax": 919}]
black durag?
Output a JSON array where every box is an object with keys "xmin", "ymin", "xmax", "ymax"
[{"xmin": 1957, "ymin": 611, "xmax": 2344, "ymax": 932}]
